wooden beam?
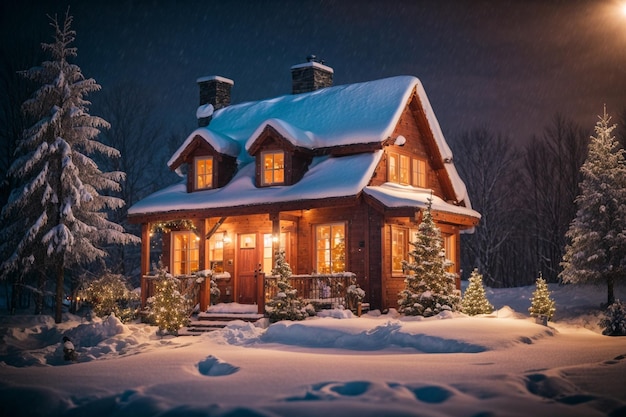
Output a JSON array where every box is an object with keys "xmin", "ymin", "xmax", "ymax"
[
  {"xmin": 140, "ymin": 223, "xmax": 151, "ymax": 308},
  {"xmin": 206, "ymin": 216, "xmax": 227, "ymax": 240}
]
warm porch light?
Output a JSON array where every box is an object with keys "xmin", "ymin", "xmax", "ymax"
[
  {"xmin": 223, "ymin": 231, "xmax": 231, "ymax": 244},
  {"xmin": 272, "ymin": 234, "xmax": 279, "ymax": 243}
]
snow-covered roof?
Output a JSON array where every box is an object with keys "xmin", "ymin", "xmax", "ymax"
[
  {"xmin": 131, "ymin": 75, "xmax": 475, "ymax": 216},
  {"xmin": 168, "ymin": 128, "xmax": 242, "ymax": 167},
  {"xmin": 364, "ymin": 183, "xmax": 481, "ymax": 219},
  {"xmin": 130, "ymin": 152, "xmax": 382, "ymax": 214}
]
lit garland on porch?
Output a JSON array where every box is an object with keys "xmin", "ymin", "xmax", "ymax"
[{"xmin": 150, "ymin": 219, "xmax": 197, "ymax": 234}]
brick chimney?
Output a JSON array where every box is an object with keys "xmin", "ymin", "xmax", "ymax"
[
  {"xmin": 196, "ymin": 76, "xmax": 234, "ymax": 127},
  {"xmin": 290, "ymin": 55, "xmax": 333, "ymax": 94}
]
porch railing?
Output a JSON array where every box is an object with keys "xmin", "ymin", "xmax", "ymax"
[{"xmin": 264, "ymin": 272, "xmax": 357, "ymax": 310}]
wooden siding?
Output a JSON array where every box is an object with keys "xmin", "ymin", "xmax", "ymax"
[{"xmin": 369, "ymin": 102, "xmax": 446, "ymax": 199}]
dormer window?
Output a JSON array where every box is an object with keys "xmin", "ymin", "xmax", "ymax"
[
  {"xmin": 195, "ymin": 156, "xmax": 213, "ymax": 190},
  {"xmin": 262, "ymin": 150, "xmax": 285, "ymax": 185},
  {"xmin": 388, "ymin": 151, "xmax": 427, "ymax": 188}
]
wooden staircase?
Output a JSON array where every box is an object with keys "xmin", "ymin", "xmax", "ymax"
[{"xmin": 181, "ymin": 310, "xmax": 266, "ymax": 335}]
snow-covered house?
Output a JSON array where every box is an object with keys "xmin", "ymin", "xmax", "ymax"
[{"xmin": 128, "ymin": 59, "xmax": 480, "ymax": 312}]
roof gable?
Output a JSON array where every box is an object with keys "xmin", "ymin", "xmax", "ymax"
[{"xmin": 168, "ymin": 128, "xmax": 243, "ymax": 171}]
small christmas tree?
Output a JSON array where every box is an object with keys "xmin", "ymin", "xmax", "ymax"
[
  {"xmin": 84, "ymin": 273, "xmax": 139, "ymax": 323},
  {"xmin": 147, "ymin": 265, "xmax": 190, "ymax": 335},
  {"xmin": 461, "ymin": 269, "xmax": 494, "ymax": 316},
  {"xmin": 599, "ymin": 300, "xmax": 626, "ymax": 336},
  {"xmin": 398, "ymin": 198, "xmax": 461, "ymax": 317},
  {"xmin": 529, "ymin": 274, "xmax": 556, "ymax": 321},
  {"xmin": 265, "ymin": 250, "xmax": 307, "ymax": 322}
]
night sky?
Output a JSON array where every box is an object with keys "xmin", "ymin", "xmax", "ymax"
[{"xmin": 3, "ymin": 0, "xmax": 626, "ymax": 145}]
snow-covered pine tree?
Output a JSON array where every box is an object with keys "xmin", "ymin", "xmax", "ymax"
[
  {"xmin": 0, "ymin": 11, "xmax": 139, "ymax": 323},
  {"xmin": 265, "ymin": 250, "xmax": 307, "ymax": 322},
  {"xmin": 560, "ymin": 108, "xmax": 626, "ymax": 306},
  {"xmin": 599, "ymin": 300, "xmax": 626, "ymax": 336},
  {"xmin": 461, "ymin": 268, "xmax": 494, "ymax": 316},
  {"xmin": 528, "ymin": 274, "xmax": 556, "ymax": 321},
  {"xmin": 398, "ymin": 198, "xmax": 461, "ymax": 316}
]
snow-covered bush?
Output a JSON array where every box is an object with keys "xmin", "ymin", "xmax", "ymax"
[
  {"xmin": 265, "ymin": 250, "xmax": 307, "ymax": 322},
  {"xmin": 345, "ymin": 283, "xmax": 365, "ymax": 313},
  {"xmin": 529, "ymin": 274, "xmax": 556, "ymax": 321},
  {"xmin": 84, "ymin": 273, "xmax": 139, "ymax": 323},
  {"xmin": 398, "ymin": 199, "xmax": 461, "ymax": 317},
  {"xmin": 146, "ymin": 266, "xmax": 190, "ymax": 335},
  {"xmin": 599, "ymin": 300, "xmax": 626, "ymax": 336},
  {"xmin": 461, "ymin": 269, "xmax": 494, "ymax": 316},
  {"xmin": 194, "ymin": 269, "xmax": 221, "ymax": 305}
]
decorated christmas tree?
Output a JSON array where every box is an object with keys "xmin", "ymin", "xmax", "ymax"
[
  {"xmin": 599, "ymin": 300, "xmax": 626, "ymax": 336},
  {"xmin": 84, "ymin": 273, "xmax": 139, "ymax": 323},
  {"xmin": 147, "ymin": 264, "xmax": 190, "ymax": 335},
  {"xmin": 529, "ymin": 274, "xmax": 556, "ymax": 321},
  {"xmin": 265, "ymin": 250, "xmax": 307, "ymax": 322},
  {"xmin": 398, "ymin": 198, "xmax": 461, "ymax": 316},
  {"xmin": 461, "ymin": 269, "xmax": 494, "ymax": 316}
]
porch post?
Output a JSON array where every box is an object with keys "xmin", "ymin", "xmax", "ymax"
[
  {"xmin": 257, "ymin": 272, "xmax": 266, "ymax": 314},
  {"xmin": 271, "ymin": 214, "xmax": 281, "ymax": 256},
  {"xmin": 140, "ymin": 223, "xmax": 151, "ymax": 308},
  {"xmin": 198, "ymin": 219, "xmax": 209, "ymax": 311}
]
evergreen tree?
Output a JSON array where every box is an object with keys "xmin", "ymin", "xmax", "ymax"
[
  {"xmin": 265, "ymin": 250, "xmax": 307, "ymax": 322},
  {"xmin": 398, "ymin": 198, "xmax": 461, "ymax": 316},
  {"xmin": 0, "ymin": 11, "xmax": 138, "ymax": 322},
  {"xmin": 529, "ymin": 274, "xmax": 556, "ymax": 321},
  {"xmin": 147, "ymin": 265, "xmax": 190, "ymax": 335},
  {"xmin": 461, "ymin": 269, "xmax": 494, "ymax": 316},
  {"xmin": 560, "ymin": 108, "xmax": 626, "ymax": 305},
  {"xmin": 84, "ymin": 272, "xmax": 139, "ymax": 323},
  {"xmin": 599, "ymin": 300, "xmax": 626, "ymax": 336}
]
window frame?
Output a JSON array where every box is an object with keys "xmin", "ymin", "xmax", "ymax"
[
  {"xmin": 171, "ymin": 230, "xmax": 200, "ymax": 275},
  {"xmin": 261, "ymin": 150, "xmax": 285, "ymax": 186},
  {"xmin": 388, "ymin": 150, "xmax": 428, "ymax": 188},
  {"xmin": 207, "ymin": 233, "xmax": 225, "ymax": 273},
  {"xmin": 194, "ymin": 156, "xmax": 214, "ymax": 190},
  {"xmin": 314, "ymin": 222, "xmax": 346, "ymax": 274}
]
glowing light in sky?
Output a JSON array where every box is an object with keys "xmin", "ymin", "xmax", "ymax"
[{"xmin": 621, "ymin": 2, "xmax": 626, "ymax": 16}]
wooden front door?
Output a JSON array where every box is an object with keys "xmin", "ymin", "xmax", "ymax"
[{"xmin": 237, "ymin": 233, "xmax": 259, "ymax": 304}]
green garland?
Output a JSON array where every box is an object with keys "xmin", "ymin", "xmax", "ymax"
[{"xmin": 150, "ymin": 219, "xmax": 197, "ymax": 234}]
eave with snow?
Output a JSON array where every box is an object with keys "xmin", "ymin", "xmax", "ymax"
[{"xmin": 128, "ymin": 58, "xmax": 480, "ymax": 312}]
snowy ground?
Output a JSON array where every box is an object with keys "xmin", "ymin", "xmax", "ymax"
[{"xmin": 1, "ymin": 283, "xmax": 625, "ymax": 417}]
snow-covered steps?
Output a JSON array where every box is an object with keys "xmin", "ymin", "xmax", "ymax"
[{"xmin": 181, "ymin": 308, "xmax": 265, "ymax": 335}]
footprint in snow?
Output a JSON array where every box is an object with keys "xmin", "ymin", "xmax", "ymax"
[{"xmin": 197, "ymin": 355, "xmax": 239, "ymax": 376}]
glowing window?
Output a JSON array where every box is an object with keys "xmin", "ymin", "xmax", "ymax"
[
  {"xmin": 315, "ymin": 223, "xmax": 346, "ymax": 273},
  {"xmin": 391, "ymin": 227, "xmax": 407, "ymax": 273},
  {"xmin": 262, "ymin": 151, "xmax": 285, "ymax": 185},
  {"xmin": 399, "ymin": 155, "xmax": 410, "ymax": 185},
  {"xmin": 262, "ymin": 233, "xmax": 288, "ymax": 273},
  {"xmin": 412, "ymin": 159, "xmax": 427, "ymax": 188},
  {"xmin": 195, "ymin": 157, "xmax": 213, "ymax": 190},
  {"xmin": 388, "ymin": 153, "xmax": 398, "ymax": 182},
  {"xmin": 171, "ymin": 231, "xmax": 199, "ymax": 275},
  {"xmin": 207, "ymin": 234, "xmax": 224, "ymax": 273}
]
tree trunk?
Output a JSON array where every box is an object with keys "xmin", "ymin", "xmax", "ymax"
[
  {"xmin": 607, "ymin": 275, "xmax": 615, "ymax": 306},
  {"xmin": 34, "ymin": 271, "xmax": 45, "ymax": 315},
  {"xmin": 55, "ymin": 263, "xmax": 64, "ymax": 323}
]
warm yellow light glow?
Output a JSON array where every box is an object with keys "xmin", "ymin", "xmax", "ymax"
[{"xmin": 621, "ymin": 2, "xmax": 626, "ymax": 16}]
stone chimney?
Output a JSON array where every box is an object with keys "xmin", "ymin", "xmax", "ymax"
[
  {"xmin": 290, "ymin": 55, "xmax": 333, "ymax": 94},
  {"xmin": 196, "ymin": 76, "xmax": 234, "ymax": 127}
]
